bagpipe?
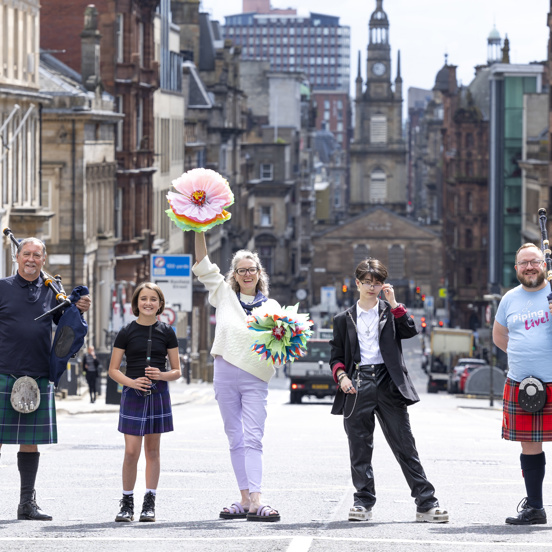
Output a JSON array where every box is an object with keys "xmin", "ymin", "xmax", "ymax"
[
  {"xmin": 538, "ymin": 208, "xmax": 552, "ymax": 301},
  {"xmin": 3, "ymin": 228, "xmax": 89, "ymax": 386}
]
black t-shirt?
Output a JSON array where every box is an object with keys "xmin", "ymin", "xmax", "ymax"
[{"xmin": 113, "ymin": 320, "xmax": 178, "ymax": 379}]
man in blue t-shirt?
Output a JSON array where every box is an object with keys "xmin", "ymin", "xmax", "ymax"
[{"xmin": 494, "ymin": 243, "xmax": 552, "ymax": 525}]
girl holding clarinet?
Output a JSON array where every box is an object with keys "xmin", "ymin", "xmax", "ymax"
[{"xmin": 109, "ymin": 282, "xmax": 181, "ymax": 523}]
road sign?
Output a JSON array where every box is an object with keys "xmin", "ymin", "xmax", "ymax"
[
  {"xmin": 424, "ymin": 295, "xmax": 434, "ymax": 309},
  {"xmin": 151, "ymin": 254, "xmax": 192, "ymax": 312},
  {"xmin": 158, "ymin": 307, "xmax": 176, "ymax": 326}
]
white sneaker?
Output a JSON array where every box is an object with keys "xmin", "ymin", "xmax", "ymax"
[
  {"xmin": 416, "ymin": 506, "xmax": 449, "ymax": 523},
  {"xmin": 349, "ymin": 506, "xmax": 372, "ymax": 521}
]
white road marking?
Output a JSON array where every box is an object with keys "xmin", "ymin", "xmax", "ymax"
[{"xmin": 286, "ymin": 536, "xmax": 314, "ymax": 552}]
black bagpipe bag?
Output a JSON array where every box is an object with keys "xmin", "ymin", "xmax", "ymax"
[{"xmin": 49, "ymin": 285, "xmax": 89, "ymax": 386}]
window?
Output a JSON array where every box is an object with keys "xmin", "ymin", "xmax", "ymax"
[
  {"xmin": 136, "ymin": 97, "xmax": 143, "ymax": 148},
  {"xmin": 369, "ymin": 169, "xmax": 386, "ymax": 202},
  {"xmin": 465, "ymin": 228, "xmax": 473, "ymax": 248},
  {"xmin": 260, "ymin": 163, "xmax": 273, "ymax": 180},
  {"xmin": 388, "ymin": 244, "xmax": 405, "ymax": 279},
  {"xmin": 354, "ymin": 244, "xmax": 370, "ymax": 269},
  {"xmin": 370, "ymin": 115, "xmax": 387, "ymax": 144},
  {"xmin": 259, "ymin": 246, "xmax": 273, "ymax": 275},
  {"xmin": 115, "ymin": 95, "xmax": 123, "ymax": 151},
  {"xmin": 115, "ymin": 14, "xmax": 124, "ymax": 62},
  {"xmin": 260, "ymin": 206, "xmax": 272, "ymax": 227}
]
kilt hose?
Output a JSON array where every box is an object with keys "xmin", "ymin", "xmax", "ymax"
[
  {"xmin": 118, "ymin": 380, "xmax": 174, "ymax": 436},
  {"xmin": 503, "ymin": 377, "xmax": 552, "ymax": 442},
  {"xmin": 0, "ymin": 374, "xmax": 57, "ymax": 445}
]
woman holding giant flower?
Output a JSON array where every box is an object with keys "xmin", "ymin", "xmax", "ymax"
[{"xmin": 166, "ymin": 168, "xmax": 281, "ymax": 522}]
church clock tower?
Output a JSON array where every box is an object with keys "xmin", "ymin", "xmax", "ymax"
[{"xmin": 350, "ymin": 0, "xmax": 406, "ymax": 215}]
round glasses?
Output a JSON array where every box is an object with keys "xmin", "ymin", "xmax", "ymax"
[
  {"xmin": 235, "ymin": 267, "xmax": 259, "ymax": 276},
  {"xmin": 517, "ymin": 260, "xmax": 545, "ymax": 268}
]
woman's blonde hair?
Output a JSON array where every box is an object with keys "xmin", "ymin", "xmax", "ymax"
[{"xmin": 225, "ymin": 249, "xmax": 269, "ymax": 295}]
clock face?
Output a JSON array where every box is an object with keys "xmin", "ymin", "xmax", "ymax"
[{"xmin": 372, "ymin": 62, "xmax": 386, "ymax": 76}]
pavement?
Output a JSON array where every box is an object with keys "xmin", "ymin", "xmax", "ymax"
[{"xmin": 54, "ymin": 377, "xmax": 216, "ymax": 416}]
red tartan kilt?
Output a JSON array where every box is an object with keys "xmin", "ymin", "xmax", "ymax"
[{"xmin": 502, "ymin": 378, "xmax": 552, "ymax": 441}]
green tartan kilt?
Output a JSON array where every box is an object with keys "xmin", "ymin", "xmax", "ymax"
[{"xmin": 0, "ymin": 374, "xmax": 57, "ymax": 445}]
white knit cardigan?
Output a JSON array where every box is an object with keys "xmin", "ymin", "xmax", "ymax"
[{"xmin": 192, "ymin": 256, "xmax": 280, "ymax": 383}]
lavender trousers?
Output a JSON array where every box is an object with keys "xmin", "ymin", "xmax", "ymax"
[{"xmin": 213, "ymin": 356, "xmax": 268, "ymax": 493}]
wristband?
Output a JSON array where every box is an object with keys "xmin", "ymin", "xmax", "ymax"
[{"xmin": 337, "ymin": 372, "xmax": 347, "ymax": 382}]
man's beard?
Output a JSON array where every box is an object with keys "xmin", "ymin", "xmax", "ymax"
[{"xmin": 517, "ymin": 270, "xmax": 545, "ymax": 288}]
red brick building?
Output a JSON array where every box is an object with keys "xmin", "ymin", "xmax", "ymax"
[
  {"xmin": 439, "ymin": 63, "xmax": 490, "ymax": 329},
  {"xmin": 41, "ymin": 0, "xmax": 160, "ymax": 287}
]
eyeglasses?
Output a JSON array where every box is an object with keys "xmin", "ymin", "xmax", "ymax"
[
  {"xmin": 235, "ymin": 267, "xmax": 259, "ymax": 276},
  {"xmin": 359, "ymin": 281, "xmax": 383, "ymax": 289},
  {"xmin": 517, "ymin": 260, "xmax": 545, "ymax": 268}
]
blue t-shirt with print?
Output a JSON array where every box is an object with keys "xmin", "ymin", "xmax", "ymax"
[{"xmin": 495, "ymin": 285, "xmax": 552, "ymax": 382}]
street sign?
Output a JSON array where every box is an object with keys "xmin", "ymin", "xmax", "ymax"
[
  {"xmin": 151, "ymin": 254, "xmax": 192, "ymax": 312},
  {"xmin": 439, "ymin": 288, "xmax": 447, "ymax": 298},
  {"xmin": 158, "ymin": 307, "xmax": 176, "ymax": 326},
  {"xmin": 425, "ymin": 295, "xmax": 434, "ymax": 309}
]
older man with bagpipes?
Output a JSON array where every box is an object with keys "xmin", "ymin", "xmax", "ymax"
[{"xmin": 0, "ymin": 231, "xmax": 90, "ymax": 520}]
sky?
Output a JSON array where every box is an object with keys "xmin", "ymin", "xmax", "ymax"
[{"xmin": 200, "ymin": 0, "xmax": 550, "ymax": 99}]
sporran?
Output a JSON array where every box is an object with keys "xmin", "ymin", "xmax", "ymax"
[
  {"xmin": 518, "ymin": 376, "xmax": 547, "ymax": 413},
  {"xmin": 10, "ymin": 376, "xmax": 41, "ymax": 414}
]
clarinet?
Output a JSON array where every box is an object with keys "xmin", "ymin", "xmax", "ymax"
[
  {"xmin": 538, "ymin": 208, "xmax": 552, "ymax": 301},
  {"xmin": 3, "ymin": 227, "xmax": 72, "ymax": 319}
]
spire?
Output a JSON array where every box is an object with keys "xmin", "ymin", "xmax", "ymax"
[
  {"xmin": 355, "ymin": 50, "xmax": 363, "ymax": 100},
  {"xmin": 501, "ymin": 34, "xmax": 510, "ymax": 63},
  {"xmin": 396, "ymin": 50, "xmax": 401, "ymax": 81},
  {"xmin": 356, "ymin": 51, "xmax": 362, "ymax": 80}
]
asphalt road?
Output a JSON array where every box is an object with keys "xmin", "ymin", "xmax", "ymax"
[{"xmin": 1, "ymin": 336, "xmax": 551, "ymax": 551}]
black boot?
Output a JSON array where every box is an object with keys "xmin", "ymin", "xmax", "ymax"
[
  {"xmin": 506, "ymin": 498, "xmax": 547, "ymax": 525},
  {"xmin": 17, "ymin": 452, "xmax": 52, "ymax": 521},
  {"xmin": 115, "ymin": 494, "xmax": 134, "ymax": 522},
  {"xmin": 139, "ymin": 491, "xmax": 156, "ymax": 522}
]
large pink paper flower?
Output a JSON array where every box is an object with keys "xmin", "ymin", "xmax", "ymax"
[{"xmin": 166, "ymin": 168, "xmax": 234, "ymax": 232}]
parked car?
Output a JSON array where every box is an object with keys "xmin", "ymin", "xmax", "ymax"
[
  {"xmin": 459, "ymin": 363, "xmax": 491, "ymax": 393},
  {"xmin": 448, "ymin": 358, "xmax": 487, "ymax": 394}
]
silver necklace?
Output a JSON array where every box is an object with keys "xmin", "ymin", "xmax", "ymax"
[{"xmin": 359, "ymin": 314, "xmax": 378, "ymax": 337}]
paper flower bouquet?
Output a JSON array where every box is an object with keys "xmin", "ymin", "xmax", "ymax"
[
  {"xmin": 166, "ymin": 168, "xmax": 234, "ymax": 232},
  {"xmin": 247, "ymin": 304, "xmax": 314, "ymax": 364}
]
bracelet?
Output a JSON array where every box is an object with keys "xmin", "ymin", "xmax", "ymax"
[{"xmin": 337, "ymin": 372, "xmax": 347, "ymax": 382}]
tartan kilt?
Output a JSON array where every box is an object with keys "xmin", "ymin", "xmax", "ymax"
[
  {"xmin": 118, "ymin": 380, "xmax": 174, "ymax": 436},
  {"xmin": 0, "ymin": 374, "xmax": 57, "ymax": 445},
  {"xmin": 502, "ymin": 377, "xmax": 552, "ymax": 441}
]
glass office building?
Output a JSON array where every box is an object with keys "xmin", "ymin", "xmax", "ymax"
[{"xmin": 489, "ymin": 63, "xmax": 544, "ymax": 290}]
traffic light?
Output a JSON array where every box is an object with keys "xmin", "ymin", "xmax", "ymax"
[
  {"xmin": 438, "ymin": 320, "xmax": 444, "ymax": 327},
  {"xmin": 421, "ymin": 316, "xmax": 427, "ymax": 334},
  {"xmin": 421, "ymin": 294, "xmax": 426, "ymax": 302},
  {"xmin": 415, "ymin": 286, "xmax": 421, "ymax": 294},
  {"xmin": 342, "ymin": 284, "xmax": 348, "ymax": 293}
]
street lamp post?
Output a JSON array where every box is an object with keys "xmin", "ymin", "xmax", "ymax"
[{"xmin": 484, "ymin": 293, "xmax": 502, "ymax": 407}]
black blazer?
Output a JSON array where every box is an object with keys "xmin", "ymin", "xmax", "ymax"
[{"xmin": 330, "ymin": 300, "xmax": 420, "ymax": 415}]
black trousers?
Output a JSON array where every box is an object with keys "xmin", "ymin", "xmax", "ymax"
[{"xmin": 343, "ymin": 364, "xmax": 438, "ymax": 510}]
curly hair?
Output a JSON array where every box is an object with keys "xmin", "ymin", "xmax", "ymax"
[
  {"xmin": 225, "ymin": 249, "xmax": 270, "ymax": 295},
  {"xmin": 131, "ymin": 282, "xmax": 166, "ymax": 317}
]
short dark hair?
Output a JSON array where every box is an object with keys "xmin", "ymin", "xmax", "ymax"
[
  {"xmin": 355, "ymin": 258, "xmax": 388, "ymax": 283},
  {"xmin": 131, "ymin": 282, "xmax": 165, "ymax": 317}
]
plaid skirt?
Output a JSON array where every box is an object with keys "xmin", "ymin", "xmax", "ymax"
[
  {"xmin": 118, "ymin": 380, "xmax": 174, "ymax": 436},
  {"xmin": 0, "ymin": 374, "xmax": 57, "ymax": 445},
  {"xmin": 502, "ymin": 377, "xmax": 552, "ymax": 441}
]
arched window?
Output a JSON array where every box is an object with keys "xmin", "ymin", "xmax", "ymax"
[
  {"xmin": 369, "ymin": 169, "xmax": 387, "ymax": 202},
  {"xmin": 354, "ymin": 244, "xmax": 370, "ymax": 270},
  {"xmin": 387, "ymin": 244, "xmax": 404, "ymax": 279}
]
